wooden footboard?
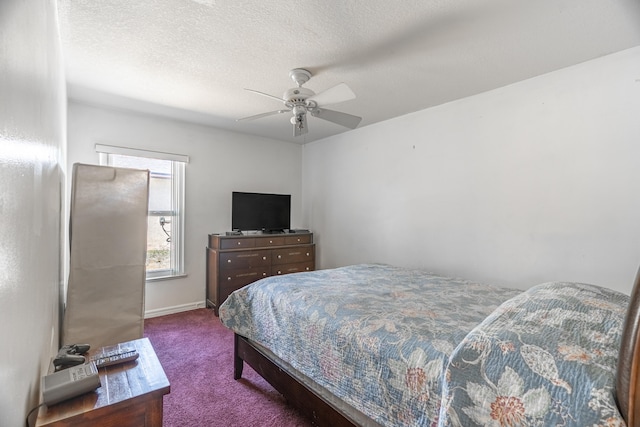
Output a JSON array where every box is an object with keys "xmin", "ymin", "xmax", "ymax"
[
  {"xmin": 233, "ymin": 333, "xmax": 357, "ymax": 427},
  {"xmin": 616, "ymin": 267, "xmax": 640, "ymax": 427}
]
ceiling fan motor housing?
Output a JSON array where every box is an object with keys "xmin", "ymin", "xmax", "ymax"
[
  {"xmin": 283, "ymin": 87, "xmax": 315, "ymax": 104},
  {"xmin": 285, "ymin": 69, "xmax": 316, "ymax": 115}
]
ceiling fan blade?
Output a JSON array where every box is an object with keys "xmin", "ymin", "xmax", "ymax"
[
  {"xmin": 236, "ymin": 110, "xmax": 289, "ymax": 122},
  {"xmin": 307, "ymin": 83, "xmax": 355, "ymax": 106},
  {"xmin": 244, "ymin": 89, "xmax": 285, "ymax": 103},
  {"xmin": 293, "ymin": 114, "xmax": 308, "ymax": 137},
  {"xmin": 310, "ymin": 108, "xmax": 362, "ymax": 129}
]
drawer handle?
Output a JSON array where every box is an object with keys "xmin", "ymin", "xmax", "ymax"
[
  {"xmin": 238, "ymin": 253, "xmax": 259, "ymax": 258},
  {"xmin": 277, "ymin": 270, "xmax": 281, "ymax": 274},
  {"xmin": 306, "ymin": 267, "xmax": 310, "ymax": 270},
  {"xmin": 227, "ymin": 277, "xmax": 231, "ymax": 281},
  {"xmin": 238, "ymin": 272, "xmax": 257, "ymax": 278},
  {"xmin": 269, "ymin": 240, "xmax": 273, "ymax": 244},
  {"xmin": 306, "ymin": 253, "xmax": 310, "ymax": 256},
  {"xmin": 262, "ymin": 272, "xmax": 267, "ymax": 276},
  {"xmin": 262, "ymin": 256, "xmax": 267, "ymax": 260},
  {"xmin": 227, "ymin": 259, "xmax": 232, "ymax": 263},
  {"xmin": 297, "ymin": 238, "xmax": 301, "ymax": 242},
  {"xmin": 237, "ymin": 242, "xmax": 242, "ymax": 245},
  {"xmin": 277, "ymin": 255, "xmax": 282, "ymax": 259}
]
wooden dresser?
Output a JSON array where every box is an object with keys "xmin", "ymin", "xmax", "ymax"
[{"xmin": 206, "ymin": 232, "xmax": 315, "ymax": 315}]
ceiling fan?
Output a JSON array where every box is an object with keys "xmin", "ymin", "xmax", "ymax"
[{"xmin": 237, "ymin": 68, "xmax": 362, "ymax": 137}]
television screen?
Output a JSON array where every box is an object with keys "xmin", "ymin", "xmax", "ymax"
[{"xmin": 232, "ymin": 192, "xmax": 291, "ymax": 232}]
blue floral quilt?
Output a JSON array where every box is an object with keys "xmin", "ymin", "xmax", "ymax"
[
  {"xmin": 441, "ymin": 281, "xmax": 628, "ymax": 427},
  {"xmin": 219, "ymin": 264, "xmax": 629, "ymax": 427}
]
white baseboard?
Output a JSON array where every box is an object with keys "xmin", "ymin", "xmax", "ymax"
[{"xmin": 144, "ymin": 301, "xmax": 207, "ymax": 319}]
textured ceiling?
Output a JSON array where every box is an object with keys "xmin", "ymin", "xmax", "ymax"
[{"xmin": 57, "ymin": 0, "xmax": 640, "ymax": 144}]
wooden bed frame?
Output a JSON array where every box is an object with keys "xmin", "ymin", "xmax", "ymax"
[
  {"xmin": 617, "ymin": 267, "xmax": 640, "ymax": 427},
  {"xmin": 233, "ymin": 268, "xmax": 640, "ymax": 427},
  {"xmin": 234, "ymin": 333, "xmax": 359, "ymax": 426}
]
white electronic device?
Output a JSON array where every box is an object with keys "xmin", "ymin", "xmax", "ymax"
[{"xmin": 42, "ymin": 362, "xmax": 101, "ymax": 406}]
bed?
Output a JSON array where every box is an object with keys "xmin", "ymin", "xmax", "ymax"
[{"xmin": 219, "ymin": 263, "xmax": 640, "ymax": 427}]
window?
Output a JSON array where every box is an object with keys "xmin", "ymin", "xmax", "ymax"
[{"xmin": 96, "ymin": 144, "xmax": 188, "ymax": 280}]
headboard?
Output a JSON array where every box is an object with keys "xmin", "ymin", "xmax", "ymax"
[{"xmin": 616, "ymin": 266, "xmax": 640, "ymax": 427}]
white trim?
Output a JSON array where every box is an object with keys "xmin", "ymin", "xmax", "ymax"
[
  {"xmin": 171, "ymin": 160, "xmax": 185, "ymax": 275},
  {"xmin": 95, "ymin": 143, "xmax": 190, "ymax": 163},
  {"xmin": 144, "ymin": 301, "xmax": 207, "ymax": 319},
  {"xmin": 146, "ymin": 273, "xmax": 188, "ymax": 282}
]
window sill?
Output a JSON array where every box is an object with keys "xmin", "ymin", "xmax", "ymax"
[{"xmin": 146, "ymin": 273, "xmax": 188, "ymax": 283}]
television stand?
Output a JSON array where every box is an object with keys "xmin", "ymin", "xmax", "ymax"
[{"xmin": 206, "ymin": 232, "xmax": 315, "ymax": 315}]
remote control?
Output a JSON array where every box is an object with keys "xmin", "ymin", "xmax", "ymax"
[
  {"xmin": 92, "ymin": 350, "xmax": 139, "ymax": 368},
  {"xmin": 90, "ymin": 348, "xmax": 134, "ymax": 361}
]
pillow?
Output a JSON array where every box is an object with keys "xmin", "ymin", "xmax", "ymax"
[{"xmin": 441, "ymin": 281, "xmax": 629, "ymax": 426}]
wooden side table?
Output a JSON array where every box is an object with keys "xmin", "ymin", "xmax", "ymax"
[{"xmin": 36, "ymin": 337, "xmax": 170, "ymax": 427}]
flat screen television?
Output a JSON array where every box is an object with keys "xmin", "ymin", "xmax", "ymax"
[{"xmin": 232, "ymin": 191, "xmax": 291, "ymax": 233}]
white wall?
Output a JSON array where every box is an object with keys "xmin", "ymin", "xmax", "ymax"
[
  {"xmin": 303, "ymin": 46, "xmax": 640, "ymax": 295},
  {"xmin": 0, "ymin": 1, "xmax": 66, "ymax": 425},
  {"xmin": 67, "ymin": 102, "xmax": 303, "ymax": 315}
]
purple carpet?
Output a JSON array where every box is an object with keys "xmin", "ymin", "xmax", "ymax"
[{"xmin": 144, "ymin": 308, "xmax": 314, "ymax": 427}]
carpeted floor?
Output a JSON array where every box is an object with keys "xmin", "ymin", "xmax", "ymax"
[{"xmin": 144, "ymin": 308, "xmax": 314, "ymax": 426}]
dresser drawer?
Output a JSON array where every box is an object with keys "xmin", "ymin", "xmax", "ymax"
[
  {"xmin": 219, "ymin": 250, "xmax": 270, "ymax": 270},
  {"xmin": 219, "ymin": 238, "xmax": 256, "ymax": 250},
  {"xmin": 273, "ymin": 261, "xmax": 315, "ymax": 275},
  {"xmin": 254, "ymin": 236, "xmax": 286, "ymax": 247},
  {"xmin": 284, "ymin": 235, "xmax": 312, "ymax": 245},
  {"xmin": 272, "ymin": 245, "xmax": 314, "ymax": 265},
  {"xmin": 220, "ymin": 267, "xmax": 270, "ymax": 289},
  {"xmin": 218, "ymin": 267, "xmax": 270, "ymax": 308}
]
